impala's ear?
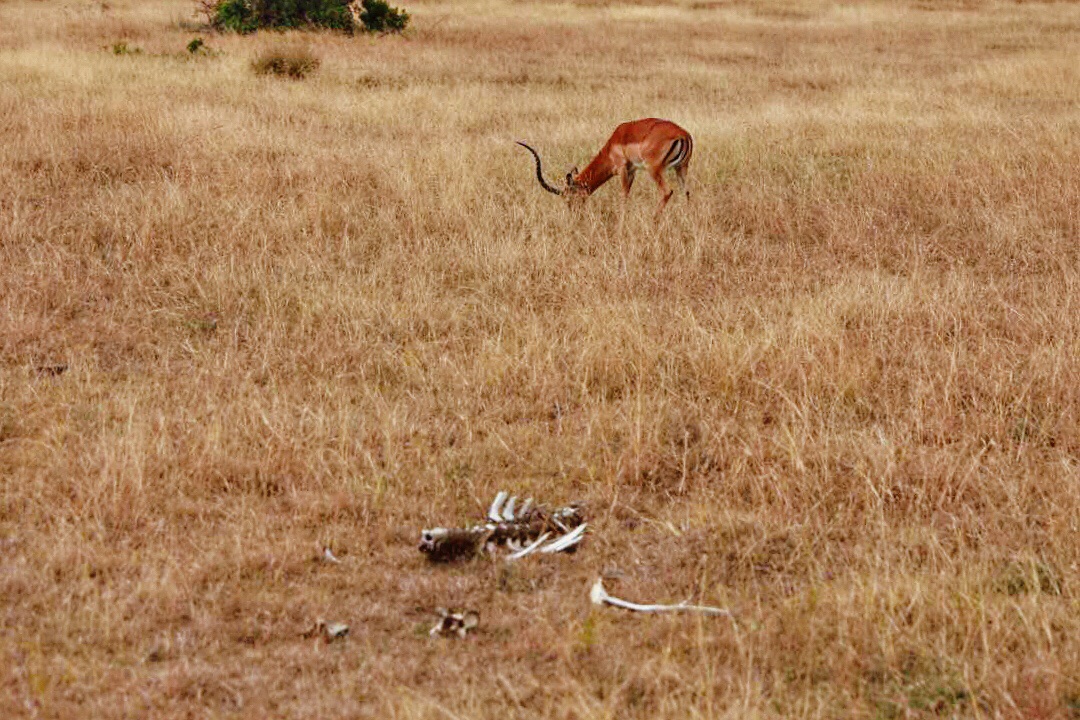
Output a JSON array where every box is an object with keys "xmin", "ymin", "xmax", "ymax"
[{"xmin": 566, "ymin": 166, "xmax": 578, "ymax": 185}]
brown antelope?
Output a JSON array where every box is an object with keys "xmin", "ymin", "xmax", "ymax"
[{"xmin": 517, "ymin": 118, "xmax": 693, "ymax": 217}]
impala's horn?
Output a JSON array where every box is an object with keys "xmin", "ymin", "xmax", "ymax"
[{"xmin": 516, "ymin": 141, "xmax": 563, "ymax": 196}]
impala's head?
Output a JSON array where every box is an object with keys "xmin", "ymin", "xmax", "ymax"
[{"xmin": 563, "ymin": 166, "xmax": 588, "ymax": 204}]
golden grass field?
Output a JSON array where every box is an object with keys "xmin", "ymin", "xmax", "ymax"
[{"xmin": 2, "ymin": 0, "xmax": 1079, "ymax": 716}]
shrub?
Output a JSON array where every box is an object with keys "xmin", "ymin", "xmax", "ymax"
[
  {"xmin": 357, "ymin": 0, "xmax": 408, "ymax": 33},
  {"xmin": 187, "ymin": 37, "xmax": 206, "ymax": 54},
  {"xmin": 209, "ymin": 0, "xmax": 355, "ymax": 33},
  {"xmin": 201, "ymin": 0, "xmax": 408, "ymax": 34},
  {"xmin": 252, "ymin": 44, "xmax": 321, "ymax": 78},
  {"xmin": 214, "ymin": 0, "xmax": 257, "ymax": 33}
]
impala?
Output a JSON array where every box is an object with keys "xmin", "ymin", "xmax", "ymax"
[{"xmin": 517, "ymin": 118, "xmax": 693, "ymax": 217}]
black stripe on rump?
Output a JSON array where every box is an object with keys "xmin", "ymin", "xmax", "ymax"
[
  {"xmin": 663, "ymin": 138, "xmax": 688, "ymax": 169},
  {"xmin": 660, "ymin": 138, "xmax": 683, "ymax": 167}
]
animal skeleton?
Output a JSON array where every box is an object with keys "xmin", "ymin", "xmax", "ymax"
[{"xmin": 419, "ymin": 491, "xmax": 587, "ymax": 562}]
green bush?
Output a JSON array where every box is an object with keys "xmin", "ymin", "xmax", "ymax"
[
  {"xmin": 214, "ymin": 0, "xmax": 256, "ymax": 33},
  {"xmin": 358, "ymin": 0, "xmax": 408, "ymax": 33},
  {"xmin": 204, "ymin": 0, "xmax": 408, "ymax": 34},
  {"xmin": 212, "ymin": 0, "xmax": 355, "ymax": 33}
]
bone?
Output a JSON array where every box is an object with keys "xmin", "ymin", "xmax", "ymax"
[
  {"xmin": 540, "ymin": 523, "xmax": 587, "ymax": 553},
  {"xmin": 419, "ymin": 527, "xmax": 486, "ymax": 562},
  {"xmin": 322, "ymin": 546, "xmax": 342, "ymax": 564},
  {"xmin": 305, "ymin": 620, "xmax": 350, "ymax": 642},
  {"xmin": 487, "ymin": 491, "xmax": 509, "ymax": 523},
  {"xmin": 323, "ymin": 622, "xmax": 350, "ymax": 640},
  {"xmin": 430, "ymin": 609, "xmax": 480, "ymax": 638},
  {"xmin": 518, "ymin": 498, "xmax": 533, "ymax": 516},
  {"xmin": 589, "ymin": 578, "xmax": 732, "ymax": 616},
  {"xmin": 506, "ymin": 532, "xmax": 551, "ymax": 560},
  {"xmin": 502, "ymin": 496, "xmax": 517, "ymax": 522}
]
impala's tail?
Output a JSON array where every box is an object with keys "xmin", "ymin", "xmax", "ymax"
[{"xmin": 515, "ymin": 141, "xmax": 562, "ymax": 196}]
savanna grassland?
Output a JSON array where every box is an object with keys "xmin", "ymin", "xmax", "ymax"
[{"xmin": 2, "ymin": 0, "xmax": 1079, "ymax": 717}]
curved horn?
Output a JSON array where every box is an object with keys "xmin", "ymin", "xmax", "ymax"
[{"xmin": 515, "ymin": 141, "xmax": 562, "ymax": 196}]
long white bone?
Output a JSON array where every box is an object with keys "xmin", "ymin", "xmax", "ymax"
[
  {"xmin": 487, "ymin": 491, "xmax": 509, "ymax": 523},
  {"xmin": 589, "ymin": 578, "xmax": 732, "ymax": 616},
  {"xmin": 506, "ymin": 532, "xmax": 551, "ymax": 560},
  {"xmin": 502, "ymin": 496, "xmax": 517, "ymax": 522},
  {"xmin": 518, "ymin": 498, "xmax": 533, "ymax": 516},
  {"xmin": 540, "ymin": 523, "xmax": 587, "ymax": 553}
]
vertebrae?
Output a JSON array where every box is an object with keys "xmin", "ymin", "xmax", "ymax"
[{"xmin": 419, "ymin": 491, "xmax": 587, "ymax": 562}]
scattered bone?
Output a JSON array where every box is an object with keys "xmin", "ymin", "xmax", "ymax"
[
  {"xmin": 321, "ymin": 546, "xmax": 342, "ymax": 564},
  {"xmin": 420, "ymin": 492, "xmax": 587, "ymax": 562},
  {"xmin": 430, "ymin": 608, "xmax": 479, "ymax": 638},
  {"xmin": 304, "ymin": 620, "xmax": 350, "ymax": 643},
  {"xmin": 589, "ymin": 578, "xmax": 732, "ymax": 617}
]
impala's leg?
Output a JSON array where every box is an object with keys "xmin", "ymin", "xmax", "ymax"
[
  {"xmin": 674, "ymin": 162, "xmax": 689, "ymax": 201},
  {"xmin": 650, "ymin": 166, "xmax": 675, "ymax": 218},
  {"xmin": 620, "ymin": 165, "xmax": 637, "ymax": 197}
]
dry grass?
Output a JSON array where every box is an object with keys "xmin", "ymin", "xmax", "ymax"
[
  {"xmin": 2, "ymin": 0, "xmax": 1079, "ymax": 717},
  {"xmin": 251, "ymin": 41, "xmax": 321, "ymax": 79}
]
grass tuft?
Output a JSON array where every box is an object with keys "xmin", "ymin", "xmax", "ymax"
[{"xmin": 251, "ymin": 42, "xmax": 320, "ymax": 78}]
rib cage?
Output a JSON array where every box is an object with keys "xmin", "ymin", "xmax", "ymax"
[{"xmin": 419, "ymin": 492, "xmax": 586, "ymax": 562}]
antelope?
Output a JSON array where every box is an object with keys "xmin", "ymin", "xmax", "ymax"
[{"xmin": 517, "ymin": 118, "xmax": 693, "ymax": 217}]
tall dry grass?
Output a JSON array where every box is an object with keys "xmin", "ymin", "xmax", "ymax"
[{"xmin": 1, "ymin": 0, "xmax": 1079, "ymax": 717}]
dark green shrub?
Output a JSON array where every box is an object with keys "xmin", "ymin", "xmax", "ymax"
[
  {"xmin": 358, "ymin": 0, "xmax": 408, "ymax": 33},
  {"xmin": 210, "ymin": 0, "xmax": 356, "ymax": 33},
  {"xmin": 202, "ymin": 0, "xmax": 408, "ymax": 34},
  {"xmin": 213, "ymin": 0, "xmax": 258, "ymax": 33},
  {"xmin": 187, "ymin": 37, "xmax": 206, "ymax": 54}
]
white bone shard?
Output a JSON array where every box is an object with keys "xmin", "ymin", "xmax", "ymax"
[
  {"xmin": 487, "ymin": 491, "xmax": 509, "ymax": 523},
  {"xmin": 589, "ymin": 578, "xmax": 731, "ymax": 616},
  {"xmin": 305, "ymin": 619, "xmax": 350, "ymax": 642},
  {"xmin": 540, "ymin": 523, "xmax": 587, "ymax": 553},
  {"xmin": 506, "ymin": 532, "xmax": 551, "ymax": 560},
  {"xmin": 430, "ymin": 609, "xmax": 479, "ymax": 638},
  {"xmin": 324, "ymin": 622, "xmax": 350, "ymax": 640},
  {"xmin": 502, "ymin": 496, "xmax": 517, "ymax": 522},
  {"xmin": 322, "ymin": 546, "xmax": 342, "ymax": 564},
  {"xmin": 518, "ymin": 498, "xmax": 533, "ymax": 516}
]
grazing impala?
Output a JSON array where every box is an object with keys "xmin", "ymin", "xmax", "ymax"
[{"xmin": 517, "ymin": 118, "xmax": 693, "ymax": 217}]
